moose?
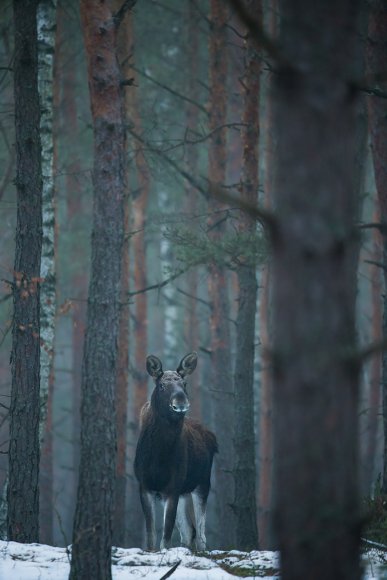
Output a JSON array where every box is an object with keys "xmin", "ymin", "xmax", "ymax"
[{"xmin": 134, "ymin": 352, "xmax": 218, "ymax": 551}]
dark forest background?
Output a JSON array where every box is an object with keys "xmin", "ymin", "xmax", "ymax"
[{"xmin": 0, "ymin": 0, "xmax": 387, "ymax": 579}]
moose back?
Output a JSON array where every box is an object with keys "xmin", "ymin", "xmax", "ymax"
[{"xmin": 134, "ymin": 352, "xmax": 218, "ymax": 551}]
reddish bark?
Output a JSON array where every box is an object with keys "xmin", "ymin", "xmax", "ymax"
[{"xmin": 70, "ymin": 0, "xmax": 126, "ymax": 576}]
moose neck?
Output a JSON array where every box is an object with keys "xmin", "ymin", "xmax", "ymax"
[{"xmin": 150, "ymin": 393, "xmax": 185, "ymax": 442}]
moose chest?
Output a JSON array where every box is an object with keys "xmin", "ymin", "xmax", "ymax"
[{"xmin": 135, "ymin": 427, "xmax": 188, "ymax": 494}]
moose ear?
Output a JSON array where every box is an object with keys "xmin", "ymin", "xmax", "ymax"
[
  {"xmin": 177, "ymin": 352, "xmax": 198, "ymax": 377},
  {"xmin": 146, "ymin": 355, "xmax": 163, "ymax": 379}
]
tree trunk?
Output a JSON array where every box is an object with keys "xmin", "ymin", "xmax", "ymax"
[
  {"xmin": 7, "ymin": 0, "xmax": 42, "ymax": 544},
  {"xmin": 185, "ymin": 0, "xmax": 200, "ymax": 420},
  {"xmin": 112, "ymin": 2, "xmax": 132, "ymax": 548},
  {"xmin": 258, "ymin": 0, "xmax": 277, "ymax": 550},
  {"xmin": 366, "ymin": 0, "xmax": 387, "ymax": 495},
  {"xmin": 70, "ymin": 1, "xmax": 126, "ymax": 577},
  {"xmin": 114, "ymin": 201, "xmax": 130, "ymax": 547},
  {"xmin": 37, "ymin": 0, "xmax": 57, "ymax": 545},
  {"xmin": 233, "ymin": 0, "xmax": 260, "ymax": 551},
  {"xmin": 272, "ymin": 1, "xmax": 361, "ymax": 578},
  {"xmin": 207, "ymin": 0, "xmax": 235, "ymax": 549}
]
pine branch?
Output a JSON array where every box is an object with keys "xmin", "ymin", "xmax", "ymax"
[{"xmin": 211, "ymin": 187, "xmax": 278, "ymax": 236}]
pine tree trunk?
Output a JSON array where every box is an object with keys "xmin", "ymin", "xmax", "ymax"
[
  {"xmin": 366, "ymin": 0, "xmax": 387, "ymax": 495},
  {"xmin": 185, "ymin": 0, "xmax": 200, "ymax": 419},
  {"xmin": 37, "ymin": 0, "xmax": 57, "ymax": 545},
  {"xmin": 8, "ymin": 0, "xmax": 42, "ymax": 543},
  {"xmin": 112, "ymin": 2, "xmax": 132, "ymax": 548},
  {"xmin": 233, "ymin": 0, "xmax": 260, "ymax": 551},
  {"xmin": 272, "ymin": 2, "xmax": 361, "ymax": 578},
  {"xmin": 207, "ymin": 0, "xmax": 235, "ymax": 549},
  {"xmin": 70, "ymin": 1, "xmax": 126, "ymax": 577},
  {"xmin": 114, "ymin": 201, "xmax": 130, "ymax": 547}
]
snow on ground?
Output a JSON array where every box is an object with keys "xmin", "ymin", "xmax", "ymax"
[
  {"xmin": 0, "ymin": 540, "xmax": 386, "ymax": 579},
  {"xmin": 0, "ymin": 541, "xmax": 280, "ymax": 580}
]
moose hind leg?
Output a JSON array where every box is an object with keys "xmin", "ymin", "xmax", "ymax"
[
  {"xmin": 192, "ymin": 488, "xmax": 208, "ymax": 551},
  {"xmin": 140, "ymin": 487, "xmax": 156, "ymax": 551},
  {"xmin": 176, "ymin": 495, "xmax": 196, "ymax": 550}
]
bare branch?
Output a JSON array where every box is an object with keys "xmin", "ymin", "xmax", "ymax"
[
  {"xmin": 127, "ymin": 127, "xmax": 209, "ymax": 198},
  {"xmin": 364, "ymin": 259, "xmax": 387, "ymax": 273},
  {"xmin": 126, "ymin": 268, "xmax": 189, "ymax": 299},
  {"xmin": 113, "ymin": 0, "xmax": 137, "ymax": 29},
  {"xmin": 131, "ymin": 65, "xmax": 208, "ymax": 115},
  {"xmin": 159, "ymin": 560, "xmax": 181, "ymax": 580},
  {"xmin": 358, "ymin": 221, "xmax": 387, "ymax": 234},
  {"xmin": 227, "ymin": 0, "xmax": 291, "ymax": 70}
]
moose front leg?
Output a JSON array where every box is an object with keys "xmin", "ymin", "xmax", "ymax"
[
  {"xmin": 161, "ymin": 495, "xmax": 179, "ymax": 550},
  {"xmin": 140, "ymin": 487, "xmax": 156, "ymax": 551}
]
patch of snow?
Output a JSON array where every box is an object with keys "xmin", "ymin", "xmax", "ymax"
[{"xmin": 1, "ymin": 540, "xmax": 385, "ymax": 579}]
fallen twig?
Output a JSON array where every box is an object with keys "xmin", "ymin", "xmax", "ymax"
[{"xmin": 159, "ymin": 559, "xmax": 181, "ymax": 580}]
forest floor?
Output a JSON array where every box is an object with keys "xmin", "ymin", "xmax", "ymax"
[{"xmin": 0, "ymin": 540, "xmax": 385, "ymax": 579}]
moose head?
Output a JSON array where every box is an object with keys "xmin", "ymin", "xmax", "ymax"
[{"xmin": 146, "ymin": 352, "xmax": 198, "ymax": 420}]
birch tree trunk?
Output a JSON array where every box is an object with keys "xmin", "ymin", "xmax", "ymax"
[
  {"xmin": 272, "ymin": 1, "xmax": 361, "ymax": 577},
  {"xmin": 8, "ymin": 0, "xmax": 42, "ymax": 543},
  {"xmin": 70, "ymin": 0, "xmax": 126, "ymax": 576},
  {"xmin": 233, "ymin": 0, "xmax": 260, "ymax": 551},
  {"xmin": 37, "ymin": 0, "xmax": 57, "ymax": 545}
]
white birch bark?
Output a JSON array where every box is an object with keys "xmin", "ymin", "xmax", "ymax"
[{"xmin": 37, "ymin": 0, "xmax": 57, "ymax": 442}]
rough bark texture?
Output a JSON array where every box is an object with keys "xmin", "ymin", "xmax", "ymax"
[
  {"xmin": 233, "ymin": 0, "xmax": 260, "ymax": 551},
  {"xmin": 112, "ymin": 1, "xmax": 131, "ymax": 547},
  {"xmin": 272, "ymin": 2, "xmax": 361, "ymax": 578},
  {"xmin": 37, "ymin": 0, "xmax": 57, "ymax": 545},
  {"xmin": 7, "ymin": 0, "xmax": 42, "ymax": 544},
  {"xmin": 70, "ymin": 1, "xmax": 126, "ymax": 578},
  {"xmin": 114, "ymin": 200, "xmax": 130, "ymax": 547},
  {"xmin": 207, "ymin": 0, "xmax": 235, "ymax": 548},
  {"xmin": 366, "ymin": 0, "xmax": 387, "ymax": 495}
]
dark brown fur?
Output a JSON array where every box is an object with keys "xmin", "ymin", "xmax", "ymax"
[{"xmin": 134, "ymin": 353, "xmax": 217, "ymax": 551}]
